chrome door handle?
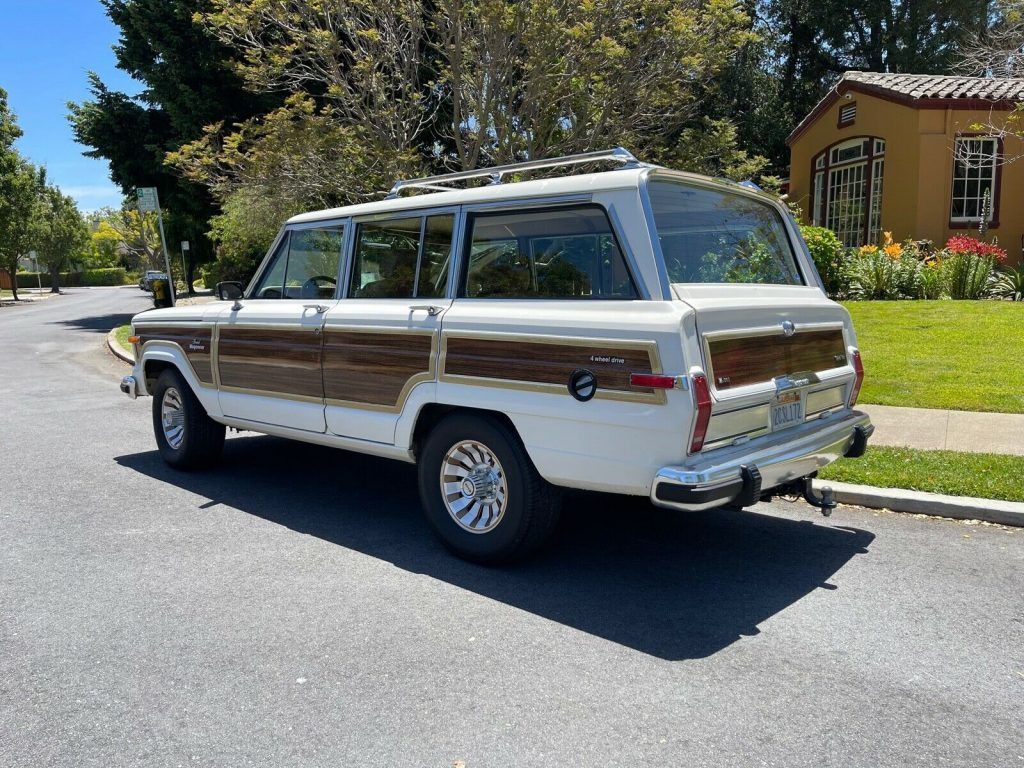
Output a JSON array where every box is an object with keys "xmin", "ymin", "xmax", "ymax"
[
  {"xmin": 410, "ymin": 304, "xmax": 442, "ymax": 317},
  {"xmin": 303, "ymin": 304, "xmax": 329, "ymax": 313}
]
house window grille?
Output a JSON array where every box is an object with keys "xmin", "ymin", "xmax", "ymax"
[
  {"xmin": 811, "ymin": 137, "xmax": 885, "ymax": 247},
  {"xmin": 950, "ymin": 138, "xmax": 998, "ymax": 223}
]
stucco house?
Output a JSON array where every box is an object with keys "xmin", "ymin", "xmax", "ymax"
[{"xmin": 787, "ymin": 72, "xmax": 1024, "ymax": 259}]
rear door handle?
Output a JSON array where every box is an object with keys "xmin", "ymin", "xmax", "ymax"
[
  {"xmin": 410, "ymin": 304, "xmax": 442, "ymax": 317},
  {"xmin": 303, "ymin": 304, "xmax": 329, "ymax": 313}
]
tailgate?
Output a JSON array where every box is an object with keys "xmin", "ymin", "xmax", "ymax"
[{"xmin": 674, "ymin": 284, "xmax": 857, "ymax": 452}]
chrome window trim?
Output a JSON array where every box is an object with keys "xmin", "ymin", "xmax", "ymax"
[{"xmin": 638, "ymin": 169, "xmax": 673, "ymax": 300}]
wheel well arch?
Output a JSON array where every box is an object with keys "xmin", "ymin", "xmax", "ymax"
[
  {"xmin": 411, "ymin": 403, "xmax": 521, "ymax": 461},
  {"xmin": 143, "ymin": 359, "xmax": 180, "ymax": 392}
]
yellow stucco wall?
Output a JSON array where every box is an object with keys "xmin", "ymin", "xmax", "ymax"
[{"xmin": 788, "ymin": 92, "xmax": 1023, "ymax": 263}]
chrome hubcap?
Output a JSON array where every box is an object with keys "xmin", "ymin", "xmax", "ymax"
[
  {"xmin": 161, "ymin": 387, "xmax": 186, "ymax": 450},
  {"xmin": 440, "ymin": 440, "xmax": 507, "ymax": 533}
]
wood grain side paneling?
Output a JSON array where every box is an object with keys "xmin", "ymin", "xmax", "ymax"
[
  {"xmin": 443, "ymin": 336, "xmax": 656, "ymax": 395},
  {"xmin": 136, "ymin": 325, "xmax": 214, "ymax": 385},
  {"xmin": 323, "ymin": 330, "xmax": 434, "ymax": 408},
  {"xmin": 708, "ymin": 329, "xmax": 846, "ymax": 390},
  {"xmin": 217, "ymin": 326, "xmax": 323, "ymax": 398}
]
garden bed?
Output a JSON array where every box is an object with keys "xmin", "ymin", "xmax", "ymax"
[{"xmin": 846, "ymin": 300, "xmax": 1024, "ymax": 413}]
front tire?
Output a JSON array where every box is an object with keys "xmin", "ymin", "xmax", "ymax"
[
  {"xmin": 418, "ymin": 413, "xmax": 561, "ymax": 564},
  {"xmin": 152, "ymin": 369, "xmax": 225, "ymax": 469}
]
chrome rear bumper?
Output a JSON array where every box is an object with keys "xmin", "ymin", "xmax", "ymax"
[{"xmin": 651, "ymin": 411, "xmax": 873, "ymax": 511}]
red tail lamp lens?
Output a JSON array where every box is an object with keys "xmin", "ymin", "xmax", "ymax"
[
  {"xmin": 689, "ymin": 373, "xmax": 712, "ymax": 453},
  {"xmin": 850, "ymin": 349, "xmax": 865, "ymax": 406},
  {"xmin": 630, "ymin": 373, "xmax": 676, "ymax": 389}
]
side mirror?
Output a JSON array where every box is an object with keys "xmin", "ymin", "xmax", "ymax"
[{"xmin": 216, "ymin": 281, "xmax": 244, "ymax": 301}]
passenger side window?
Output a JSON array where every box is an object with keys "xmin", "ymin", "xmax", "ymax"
[
  {"xmin": 250, "ymin": 226, "xmax": 345, "ymax": 300},
  {"xmin": 462, "ymin": 206, "xmax": 638, "ymax": 299},
  {"xmin": 349, "ymin": 214, "xmax": 454, "ymax": 299}
]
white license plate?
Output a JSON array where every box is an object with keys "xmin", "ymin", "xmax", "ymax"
[{"xmin": 771, "ymin": 392, "xmax": 805, "ymax": 432}]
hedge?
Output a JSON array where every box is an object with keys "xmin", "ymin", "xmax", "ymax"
[{"xmin": 15, "ymin": 268, "xmax": 129, "ymax": 288}]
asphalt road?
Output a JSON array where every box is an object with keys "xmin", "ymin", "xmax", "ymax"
[{"xmin": 1, "ymin": 287, "xmax": 1022, "ymax": 768}]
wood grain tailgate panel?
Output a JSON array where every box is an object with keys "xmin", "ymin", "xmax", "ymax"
[
  {"xmin": 217, "ymin": 327, "xmax": 323, "ymax": 398},
  {"xmin": 136, "ymin": 325, "xmax": 213, "ymax": 385},
  {"xmin": 708, "ymin": 329, "xmax": 846, "ymax": 390},
  {"xmin": 323, "ymin": 330, "xmax": 433, "ymax": 407},
  {"xmin": 443, "ymin": 336, "xmax": 655, "ymax": 394}
]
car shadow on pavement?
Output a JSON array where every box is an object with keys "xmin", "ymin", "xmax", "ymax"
[
  {"xmin": 52, "ymin": 311, "xmax": 140, "ymax": 334},
  {"xmin": 116, "ymin": 435, "xmax": 874, "ymax": 661}
]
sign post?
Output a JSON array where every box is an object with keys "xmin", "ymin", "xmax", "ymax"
[
  {"xmin": 28, "ymin": 251, "xmax": 41, "ymax": 296},
  {"xmin": 180, "ymin": 240, "xmax": 190, "ymax": 296},
  {"xmin": 136, "ymin": 187, "xmax": 174, "ymax": 305}
]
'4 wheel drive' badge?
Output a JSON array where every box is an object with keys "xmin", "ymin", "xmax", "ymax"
[{"xmin": 568, "ymin": 369, "xmax": 597, "ymax": 402}]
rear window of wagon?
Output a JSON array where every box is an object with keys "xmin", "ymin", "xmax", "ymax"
[{"xmin": 647, "ymin": 180, "xmax": 804, "ymax": 285}]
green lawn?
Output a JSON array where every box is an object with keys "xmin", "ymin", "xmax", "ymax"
[
  {"xmin": 844, "ymin": 300, "xmax": 1024, "ymax": 413},
  {"xmin": 820, "ymin": 446, "xmax": 1024, "ymax": 503},
  {"xmin": 114, "ymin": 323, "xmax": 132, "ymax": 350}
]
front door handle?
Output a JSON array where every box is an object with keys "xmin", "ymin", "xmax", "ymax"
[
  {"xmin": 410, "ymin": 304, "xmax": 442, "ymax": 317},
  {"xmin": 303, "ymin": 304, "xmax": 329, "ymax": 313}
]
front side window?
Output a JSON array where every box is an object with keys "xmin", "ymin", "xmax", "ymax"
[
  {"xmin": 648, "ymin": 180, "xmax": 802, "ymax": 285},
  {"xmin": 462, "ymin": 205, "xmax": 637, "ymax": 299},
  {"xmin": 349, "ymin": 214, "xmax": 455, "ymax": 299},
  {"xmin": 250, "ymin": 226, "xmax": 344, "ymax": 299},
  {"xmin": 951, "ymin": 137, "xmax": 998, "ymax": 222}
]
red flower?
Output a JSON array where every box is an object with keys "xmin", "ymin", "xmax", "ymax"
[{"xmin": 945, "ymin": 236, "xmax": 1008, "ymax": 263}]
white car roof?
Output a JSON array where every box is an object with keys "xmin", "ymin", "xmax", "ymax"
[{"xmin": 286, "ymin": 166, "xmax": 774, "ymax": 225}]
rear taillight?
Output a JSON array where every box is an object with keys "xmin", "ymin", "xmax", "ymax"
[
  {"xmin": 630, "ymin": 373, "xmax": 677, "ymax": 389},
  {"xmin": 689, "ymin": 372, "xmax": 712, "ymax": 453},
  {"xmin": 849, "ymin": 348, "xmax": 865, "ymax": 406}
]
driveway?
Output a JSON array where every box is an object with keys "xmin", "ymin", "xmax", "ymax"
[{"xmin": 1, "ymin": 287, "xmax": 1021, "ymax": 767}]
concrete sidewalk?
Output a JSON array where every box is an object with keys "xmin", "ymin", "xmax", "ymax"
[{"xmin": 861, "ymin": 403, "xmax": 1024, "ymax": 456}]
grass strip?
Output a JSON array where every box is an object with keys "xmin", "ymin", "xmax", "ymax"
[
  {"xmin": 844, "ymin": 300, "xmax": 1024, "ymax": 413},
  {"xmin": 819, "ymin": 445, "xmax": 1024, "ymax": 503}
]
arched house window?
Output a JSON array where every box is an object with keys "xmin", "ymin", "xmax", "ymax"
[{"xmin": 810, "ymin": 137, "xmax": 885, "ymax": 247}]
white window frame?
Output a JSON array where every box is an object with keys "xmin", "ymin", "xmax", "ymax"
[{"xmin": 950, "ymin": 137, "xmax": 998, "ymax": 224}]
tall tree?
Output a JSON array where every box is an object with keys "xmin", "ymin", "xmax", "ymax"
[
  {"xmin": 0, "ymin": 88, "xmax": 44, "ymax": 302},
  {"xmin": 30, "ymin": 186, "xmax": 90, "ymax": 293},
  {"xmin": 67, "ymin": 0, "xmax": 275, "ymax": 292}
]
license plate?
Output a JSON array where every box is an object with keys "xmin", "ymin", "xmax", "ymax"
[{"xmin": 771, "ymin": 391, "xmax": 805, "ymax": 432}]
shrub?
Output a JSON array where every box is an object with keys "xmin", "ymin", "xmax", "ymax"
[
  {"xmin": 82, "ymin": 268, "xmax": 128, "ymax": 286},
  {"xmin": 15, "ymin": 268, "xmax": 130, "ymax": 288},
  {"xmin": 846, "ymin": 232, "xmax": 924, "ymax": 300},
  {"xmin": 989, "ymin": 266, "xmax": 1024, "ymax": 301},
  {"xmin": 800, "ymin": 225, "xmax": 846, "ymax": 297},
  {"xmin": 942, "ymin": 236, "xmax": 1004, "ymax": 300}
]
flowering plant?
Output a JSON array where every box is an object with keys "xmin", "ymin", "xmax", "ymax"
[{"xmin": 944, "ymin": 236, "xmax": 1007, "ymax": 263}]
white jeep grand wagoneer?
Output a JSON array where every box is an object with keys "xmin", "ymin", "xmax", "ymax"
[{"xmin": 121, "ymin": 148, "xmax": 872, "ymax": 563}]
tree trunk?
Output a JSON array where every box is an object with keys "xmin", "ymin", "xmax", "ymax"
[{"xmin": 49, "ymin": 266, "xmax": 60, "ymax": 293}]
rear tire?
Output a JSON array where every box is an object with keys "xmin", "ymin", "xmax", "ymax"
[
  {"xmin": 418, "ymin": 413, "xmax": 561, "ymax": 564},
  {"xmin": 152, "ymin": 368, "xmax": 225, "ymax": 469}
]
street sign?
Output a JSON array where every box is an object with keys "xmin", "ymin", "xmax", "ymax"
[
  {"xmin": 136, "ymin": 187, "xmax": 159, "ymax": 212},
  {"xmin": 181, "ymin": 241, "xmax": 190, "ymax": 252}
]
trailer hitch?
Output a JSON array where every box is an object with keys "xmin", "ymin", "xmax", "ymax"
[{"xmin": 801, "ymin": 478, "xmax": 836, "ymax": 517}]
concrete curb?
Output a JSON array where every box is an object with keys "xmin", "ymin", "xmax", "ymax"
[
  {"xmin": 812, "ymin": 479, "xmax": 1024, "ymax": 527},
  {"xmin": 106, "ymin": 328, "xmax": 134, "ymax": 365}
]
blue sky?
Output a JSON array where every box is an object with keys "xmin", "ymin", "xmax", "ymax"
[{"xmin": 0, "ymin": 0, "xmax": 139, "ymax": 211}]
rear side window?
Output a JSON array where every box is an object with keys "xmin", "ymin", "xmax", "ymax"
[
  {"xmin": 350, "ymin": 214, "xmax": 454, "ymax": 299},
  {"xmin": 461, "ymin": 205, "xmax": 638, "ymax": 299},
  {"xmin": 648, "ymin": 180, "xmax": 803, "ymax": 285}
]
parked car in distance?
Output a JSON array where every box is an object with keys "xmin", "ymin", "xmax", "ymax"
[
  {"xmin": 138, "ymin": 270, "xmax": 168, "ymax": 291},
  {"xmin": 120, "ymin": 148, "xmax": 873, "ymax": 563}
]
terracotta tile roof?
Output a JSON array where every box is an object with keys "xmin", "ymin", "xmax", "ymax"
[
  {"xmin": 787, "ymin": 71, "xmax": 1024, "ymax": 145},
  {"xmin": 842, "ymin": 71, "xmax": 1024, "ymax": 101}
]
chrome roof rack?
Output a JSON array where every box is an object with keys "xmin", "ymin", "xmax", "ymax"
[{"xmin": 386, "ymin": 147, "xmax": 647, "ymax": 198}]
